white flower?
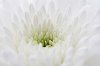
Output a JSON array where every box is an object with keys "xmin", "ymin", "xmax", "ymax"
[{"xmin": 0, "ymin": 0, "xmax": 100, "ymax": 66}]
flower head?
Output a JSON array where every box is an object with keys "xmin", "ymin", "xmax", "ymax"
[{"xmin": 0, "ymin": 0, "xmax": 100, "ymax": 66}]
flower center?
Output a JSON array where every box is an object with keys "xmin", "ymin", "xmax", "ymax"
[{"xmin": 32, "ymin": 23, "xmax": 59, "ymax": 47}]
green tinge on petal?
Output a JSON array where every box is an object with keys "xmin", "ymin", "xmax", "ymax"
[{"xmin": 31, "ymin": 23, "xmax": 60, "ymax": 47}]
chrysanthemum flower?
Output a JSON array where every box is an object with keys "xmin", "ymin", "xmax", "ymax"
[{"xmin": 0, "ymin": 0, "xmax": 100, "ymax": 66}]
